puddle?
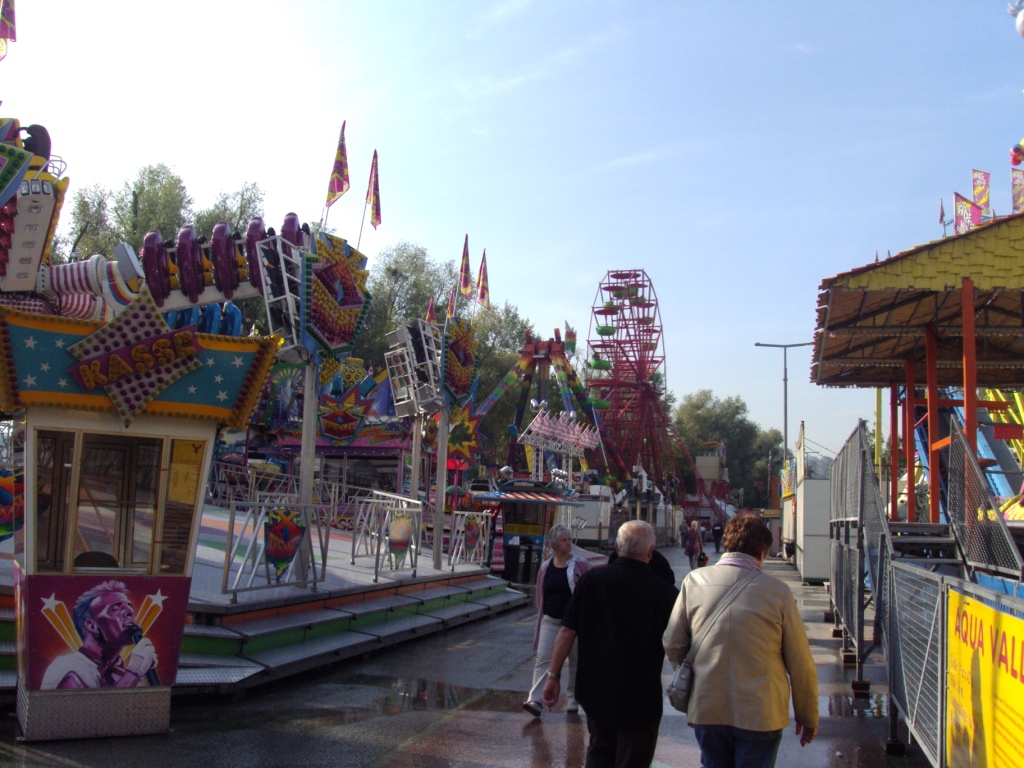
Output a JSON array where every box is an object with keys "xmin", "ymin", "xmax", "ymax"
[{"xmin": 820, "ymin": 692, "xmax": 888, "ymax": 718}]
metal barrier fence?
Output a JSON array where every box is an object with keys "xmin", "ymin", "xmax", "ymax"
[
  {"xmin": 829, "ymin": 422, "xmax": 891, "ymax": 661},
  {"xmin": 831, "ymin": 418, "xmax": 1024, "ymax": 767},
  {"xmin": 349, "ymin": 490, "xmax": 424, "ymax": 582},
  {"xmin": 221, "ymin": 499, "xmax": 331, "ymax": 602},
  {"xmin": 946, "ymin": 419, "xmax": 1024, "ymax": 579}
]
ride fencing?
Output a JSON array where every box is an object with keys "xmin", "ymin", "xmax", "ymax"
[
  {"xmin": 831, "ymin": 419, "xmax": 1024, "ymax": 767},
  {"xmin": 829, "ymin": 422, "xmax": 891, "ymax": 661},
  {"xmin": 946, "ymin": 419, "xmax": 1024, "ymax": 579}
]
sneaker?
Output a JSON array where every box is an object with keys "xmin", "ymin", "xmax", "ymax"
[{"xmin": 522, "ymin": 701, "xmax": 542, "ymax": 717}]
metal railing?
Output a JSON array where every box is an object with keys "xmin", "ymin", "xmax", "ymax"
[
  {"xmin": 220, "ymin": 499, "xmax": 331, "ymax": 602},
  {"xmin": 448, "ymin": 511, "xmax": 492, "ymax": 571},
  {"xmin": 946, "ymin": 419, "xmax": 1024, "ymax": 579},
  {"xmin": 348, "ymin": 490, "xmax": 424, "ymax": 582}
]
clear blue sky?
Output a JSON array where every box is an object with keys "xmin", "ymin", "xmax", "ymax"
[{"xmin": 5, "ymin": 1, "xmax": 1023, "ymax": 458}]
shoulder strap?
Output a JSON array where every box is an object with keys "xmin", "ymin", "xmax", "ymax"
[{"xmin": 684, "ymin": 571, "xmax": 757, "ymax": 666}]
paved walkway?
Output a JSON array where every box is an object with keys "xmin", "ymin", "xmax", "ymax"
[{"xmin": 0, "ymin": 538, "xmax": 937, "ymax": 767}]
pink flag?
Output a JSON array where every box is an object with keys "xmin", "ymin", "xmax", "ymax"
[
  {"xmin": 325, "ymin": 121, "xmax": 350, "ymax": 208},
  {"xmin": 476, "ymin": 250, "xmax": 491, "ymax": 310},
  {"xmin": 954, "ymin": 192, "xmax": 982, "ymax": 235},
  {"xmin": 972, "ymin": 170, "xmax": 991, "ymax": 216},
  {"xmin": 1013, "ymin": 169, "xmax": 1024, "ymax": 214},
  {"xmin": 458, "ymin": 235, "xmax": 472, "ymax": 297},
  {"xmin": 0, "ymin": 0, "xmax": 15, "ymax": 41},
  {"xmin": 426, "ymin": 296, "xmax": 437, "ymax": 324},
  {"xmin": 366, "ymin": 150, "xmax": 381, "ymax": 229}
]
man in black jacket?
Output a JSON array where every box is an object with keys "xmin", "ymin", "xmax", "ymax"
[{"xmin": 542, "ymin": 520, "xmax": 678, "ymax": 767}]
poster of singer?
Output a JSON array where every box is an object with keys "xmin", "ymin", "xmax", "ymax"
[{"xmin": 19, "ymin": 574, "xmax": 191, "ymax": 691}]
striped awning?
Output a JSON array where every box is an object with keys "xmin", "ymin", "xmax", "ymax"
[{"xmin": 476, "ymin": 491, "xmax": 584, "ymax": 507}]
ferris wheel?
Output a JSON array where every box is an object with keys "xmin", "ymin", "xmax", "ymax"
[{"xmin": 585, "ymin": 269, "xmax": 670, "ymax": 483}]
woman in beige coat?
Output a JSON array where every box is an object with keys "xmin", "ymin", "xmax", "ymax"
[{"xmin": 663, "ymin": 514, "xmax": 818, "ymax": 767}]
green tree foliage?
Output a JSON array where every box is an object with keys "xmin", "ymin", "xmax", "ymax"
[
  {"xmin": 351, "ymin": 242, "xmax": 457, "ymax": 369},
  {"xmin": 111, "ymin": 164, "xmax": 193, "ymax": 248},
  {"xmin": 194, "ymin": 182, "xmax": 265, "ymax": 237},
  {"xmin": 673, "ymin": 389, "xmax": 782, "ymax": 508},
  {"xmin": 65, "ymin": 183, "xmax": 118, "ymax": 259},
  {"xmin": 471, "ymin": 302, "xmax": 533, "ymax": 465}
]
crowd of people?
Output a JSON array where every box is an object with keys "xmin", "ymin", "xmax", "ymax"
[{"xmin": 522, "ymin": 514, "xmax": 818, "ymax": 768}]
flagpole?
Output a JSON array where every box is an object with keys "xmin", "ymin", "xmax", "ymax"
[{"xmin": 356, "ymin": 199, "xmax": 369, "ymax": 251}]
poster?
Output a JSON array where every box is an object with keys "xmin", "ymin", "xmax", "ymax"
[
  {"xmin": 20, "ymin": 573, "xmax": 191, "ymax": 691},
  {"xmin": 946, "ymin": 589, "xmax": 1024, "ymax": 767}
]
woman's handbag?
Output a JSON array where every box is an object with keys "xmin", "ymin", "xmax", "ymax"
[
  {"xmin": 667, "ymin": 572, "xmax": 756, "ymax": 713},
  {"xmin": 696, "ymin": 551, "xmax": 709, "ymax": 567}
]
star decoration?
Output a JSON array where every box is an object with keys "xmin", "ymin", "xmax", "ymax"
[
  {"xmin": 23, "ymin": 374, "xmax": 36, "ymax": 387},
  {"xmin": 214, "ymin": 374, "xmax": 223, "ymax": 384},
  {"xmin": 232, "ymin": 356, "xmax": 244, "ymax": 368},
  {"xmin": 217, "ymin": 390, "xmax": 228, "ymax": 402},
  {"xmin": 58, "ymin": 378, "xmax": 68, "ymax": 388},
  {"xmin": 188, "ymin": 385, "xmax": 197, "ymax": 394},
  {"xmin": 41, "ymin": 593, "xmax": 60, "ymax": 612},
  {"xmin": 40, "ymin": 363, "xmax": 49, "ymax": 372},
  {"xmin": 24, "ymin": 337, "xmax": 37, "ymax": 349},
  {"xmin": 54, "ymin": 339, "xmax": 64, "ymax": 349}
]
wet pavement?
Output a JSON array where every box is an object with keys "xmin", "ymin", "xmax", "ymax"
[{"xmin": 0, "ymin": 542, "xmax": 935, "ymax": 767}]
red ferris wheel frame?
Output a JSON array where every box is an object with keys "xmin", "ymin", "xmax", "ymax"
[{"xmin": 584, "ymin": 269, "xmax": 671, "ymax": 483}]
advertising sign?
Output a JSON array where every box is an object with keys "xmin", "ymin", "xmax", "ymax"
[{"xmin": 946, "ymin": 588, "xmax": 1024, "ymax": 767}]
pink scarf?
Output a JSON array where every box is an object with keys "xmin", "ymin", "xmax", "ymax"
[{"xmin": 717, "ymin": 552, "xmax": 762, "ymax": 572}]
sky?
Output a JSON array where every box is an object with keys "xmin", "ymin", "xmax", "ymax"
[{"xmin": 4, "ymin": 1, "xmax": 1024, "ymax": 461}]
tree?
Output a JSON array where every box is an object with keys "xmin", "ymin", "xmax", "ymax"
[
  {"xmin": 673, "ymin": 389, "xmax": 782, "ymax": 508},
  {"xmin": 111, "ymin": 164, "xmax": 193, "ymax": 248},
  {"xmin": 351, "ymin": 242, "xmax": 457, "ymax": 369},
  {"xmin": 471, "ymin": 302, "xmax": 533, "ymax": 465},
  {"xmin": 194, "ymin": 182, "xmax": 265, "ymax": 237},
  {"xmin": 64, "ymin": 183, "xmax": 118, "ymax": 260}
]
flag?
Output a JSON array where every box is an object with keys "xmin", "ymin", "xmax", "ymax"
[
  {"xmin": 476, "ymin": 250, "xmax": 491, "ymax": 310},
  {"xmin": 324, "ymin": 121, "xmax": 350, "ymax": 208},
  {"xmin": 426, "ymin": 295, "xmax": 437, "ymax": 324},
  {"xmin": 954, "ymin": 192, "xmax": 982, "ymax": 235},
  {"xmin": 0, "ymin": 0, "xmax": 15, "ymax": 41},
  {"xmin": 972, "ymin": 170, "xmax": 991, "ymax": 216},
  {"xmin": 446, "ymin": 286, "xmax": 457, "ymax": 318},
  {"xmin": 1013, "ymin": 169, "xmax": 1024, "ymax": 214},
  {"xmin": 939, "ymin": 198, "xmax": 945, "ymax": 224},
  {"xmin": 366, "ymin": 150, "xmax": 381, "ymax": 229},
  {"xmin": 459, "ymin": 234, "xmax": 473, "ymax": 297}
]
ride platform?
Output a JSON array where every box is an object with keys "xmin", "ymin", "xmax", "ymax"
[{"xmin": 0, "ymin": 503, "xmax": 529, "ymax": 699}]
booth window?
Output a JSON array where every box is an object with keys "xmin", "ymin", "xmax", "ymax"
[
  {"xmin": 72, "ymin": 434, "xmax": 161, "ymax": 570},
  {"xmin": 36, "ymin": 430, "xmax": 75, "ymax": 572}
]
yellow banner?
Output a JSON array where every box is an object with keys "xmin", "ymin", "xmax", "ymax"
[{"xmin": 946, "ymin": 589, "xmax": 1024, "ymax": 767}]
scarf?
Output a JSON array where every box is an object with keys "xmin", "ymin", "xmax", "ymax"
[{"xmin": 717, "ymin": 552, "xmax": 762, "ymax": 572}]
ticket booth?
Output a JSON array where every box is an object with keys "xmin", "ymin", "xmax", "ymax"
[
  {"xmin": 0, "ymin": 291, "xmax": 278, "ymax": 740},
  {"xmin": 477, "ymin": 480, "xmax": 582, "ymax": 583}
]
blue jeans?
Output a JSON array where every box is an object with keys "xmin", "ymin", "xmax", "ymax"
[{"xmin": 693, "ymin": 725, "xmax": 783, "ymax": 768}]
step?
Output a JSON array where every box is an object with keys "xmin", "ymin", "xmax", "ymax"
[
  {"xmin": 889, "ymin": 523, "xmax": 950, "ymax": 536},
  {"xmin": 243, "ymin": 629, "xmax": 382, "ymax": 681},
  {"xmin": 891, "ymin": 536, "xmax": 956, "ymax": 548}
]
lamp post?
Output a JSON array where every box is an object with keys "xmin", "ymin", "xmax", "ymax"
[{"xmin": 754, "ymin": 341, "xmax": 814, "ymax": 465}]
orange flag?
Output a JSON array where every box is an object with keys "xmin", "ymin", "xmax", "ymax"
[
  {"xmin": 366, "ymin": 150, "xmax": 381, "ymax": 229},
  {"xmin": 446, "ymin": 286, "xmax": 457, "ymax": 319},
  {"xmin": 325, "ymin": 121, "xmax": 350, "ymax": 208},
  {"xmin": 426, "ymin": 295, "xmax": 437, "ymax": 324}
]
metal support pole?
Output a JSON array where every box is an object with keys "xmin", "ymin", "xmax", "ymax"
[
  {"xmin": 904, "ymin": 359, "xmax": 916, "ymax": 522},
  {"xmin": 925, "ymin": 327, "xmax": 941, "ymax": 525},
  {"xmin": 433, "ymin": 406, "xmax": 450, "ymax": 571},
  {"xmin": 410, "ymin": 412, "xmax": 423, "ymax": 544}
]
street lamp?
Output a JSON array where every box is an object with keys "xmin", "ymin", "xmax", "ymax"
[{"xmin": 754, "ymin": 341, "xmax": 814, "ymax": 465}]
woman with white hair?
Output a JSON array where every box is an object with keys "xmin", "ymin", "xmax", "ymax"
[{"xmin": 522, "ymin": 523, "xmax": 591, "ymax": 717}]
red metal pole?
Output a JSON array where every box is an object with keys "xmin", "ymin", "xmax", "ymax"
[
  {"xmin": 925, "ymin": 327, "xmax": 941, "ymax": 525},
  {"xmin": 890, "ymin": 382, "xmax": 900, "ymax": 521},
  {"xmin": 905, "ymin": 359, "xmax": 916, "ymax": 522}
]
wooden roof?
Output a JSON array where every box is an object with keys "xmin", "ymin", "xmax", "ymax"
[{"xmin": 812, "ymin": 212, "xmax": 1024, "ymax": 389}]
